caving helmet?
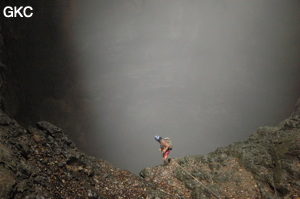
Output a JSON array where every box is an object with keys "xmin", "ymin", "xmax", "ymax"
[{"xmin": 154, "ymin": 135, "xmax": 161, "ymax": 141}]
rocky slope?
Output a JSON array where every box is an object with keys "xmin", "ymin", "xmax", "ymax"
[
  {"xmin": 0, "ymin": 99, "xmax": 299, "ymax": 198},
  {"xmin": 140, "ymin": 99, "xmax": 300, "ymax": 199},
  {"xmin": 0, "ymin": 110, "xmax": 178, "ymax": 198}
]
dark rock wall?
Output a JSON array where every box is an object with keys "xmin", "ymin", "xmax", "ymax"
[{"xmin": 0, "ymin": 1, "xmax": 92, "ymax": 148}]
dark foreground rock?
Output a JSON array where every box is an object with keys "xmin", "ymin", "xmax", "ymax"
[
  {"xmin": 0, "ymin": 111, "xmax": 179, "ymax": 198},
  {"xmin": 0, "ymin": 99, "xmax": 300, "ymax": 198}
]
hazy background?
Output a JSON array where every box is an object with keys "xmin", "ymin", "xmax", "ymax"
[
  {"xmin": 3, "ymin": 0, "xmax": 299, "ymax": 174},
  {"xmin": 66, "ymin": 0, "xmax": 300, "ymax": 173}
]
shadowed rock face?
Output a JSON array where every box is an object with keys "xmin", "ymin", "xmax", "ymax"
[
  {"xmin": 0, "ymin": 1, "xmax": 92, "ymax": 150},
  {"xmin": 0, "ymin": 99, "xmax": 299, "ymax": 198}
]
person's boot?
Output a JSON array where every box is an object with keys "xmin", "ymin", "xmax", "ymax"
[{"xmin": 163, "ymin": 159, "xmax": 168, "ymax": 165}]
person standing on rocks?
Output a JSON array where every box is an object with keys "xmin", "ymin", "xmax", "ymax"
[{"xmin": 154, "ymin": 135, "xmax": 172, "ymax": 164}]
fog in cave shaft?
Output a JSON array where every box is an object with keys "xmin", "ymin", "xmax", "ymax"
[{"xmin": 6, "ymin": 0, "xmax": 300, "ymax": 174}]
